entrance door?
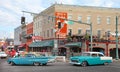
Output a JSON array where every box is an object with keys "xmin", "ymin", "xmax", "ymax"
[
  {"xmin": 58, "ymin": 48, "xmax": 66, "ymax": 56},
  {"xmin": 110, "ymin": 48, "xmax": 120, "ymax": 59}
]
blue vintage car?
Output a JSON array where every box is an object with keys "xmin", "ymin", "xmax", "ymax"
[
  {"xmin": 7, "ymin": 54, "xmax": 50, "ymax": 66},
  {"xmin": 70, "ymin": 52, "xmax": 113, "ymax": 67}
]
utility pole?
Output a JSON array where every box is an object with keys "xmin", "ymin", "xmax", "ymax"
[{"xmin": 116, "ymin": 16, "xmax": 119, "ymax": 60}]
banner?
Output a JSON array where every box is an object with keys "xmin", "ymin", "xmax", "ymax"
[{"xmin": 55, "ymin": 12, "xmax": 67, "ymax": 38}]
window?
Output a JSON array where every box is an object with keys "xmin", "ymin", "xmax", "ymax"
[
  {"xmin": 68, "ymin": 15, "xmax": 74, "ymax": 25},
  {"xmin": 91, "ymin": 54, "xmax": 97, "ymax": 57},
  {"xmin": 98, "ymin": 54, "xmax": 104, "ymax": 57},
  {"xmin": 68, "ymin": 29, "xmax": 72, "ymax": 36},
  {"xmin": 78, "ymin": 16, "xmax": 82, "ymax": 22},
  {"xmin": 86, "ymin": 29, "xmax": 90, "ymax": 34},
  {"xmin": 44, "ymin": 31, "xmax": 45, "ymax": 37},
  {"xmin": 47, "ymin": 30, "xmax": 49, "ymax": 37},
  {"xmin": 68, "ymin": 15, "xmax": 72, "ymax": 19},
  {"xmin": 97, "ymin": 16, "xmax": 101, "ymax": 24},
  {"xmin": 107, "ymin": 17, "xmax": 111, "ymax": 24},
  {"xmin": 97, "ymin": 30, "xmax": 101, "ymax": 39},
  {"xmin": 51, "ymin": 29, "xmax": 53, "ymax": 37},
  {"xmin": 87, "ymin": 16, "xmax": 91, "ymax": 24},
  {"xmin": 106, "ymin": 31, "xmax": 111, "ymax": 37},
  {"xmin": 78, "ymin": 29, "xmax": 82, "ymax": 34}
]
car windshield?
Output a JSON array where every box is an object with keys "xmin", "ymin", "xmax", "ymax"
[
  {"xmin": 0, "ymin": 52, "xmax": 5, "ymax": 54},
  {"xmin": 24, "ymin": 54, "xmax": 36, "ymax": 57},
  {"xmin": 81, "ymin": 53, "xmax": 90, "ymax": 56}
]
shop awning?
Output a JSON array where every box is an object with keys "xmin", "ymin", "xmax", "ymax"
[
  {"xmin": 29, "ymin": 40, "xmax": 54, "ymax": 47},
  {"xmin": 29, "ymin": 41, "xmax": 43, "ymax": 47},
  {"xmin": 42, "ymin": 40, "xmax": 54, "ymax": 47},
  {"xmin": 65, "ymin": 42, "xmax": 82, "ymax": 47}
]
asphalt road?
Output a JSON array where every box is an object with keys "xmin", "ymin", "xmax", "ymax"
[{"xmin": 0, "ymin": 58, "xmax": 120, "ymax": 72}]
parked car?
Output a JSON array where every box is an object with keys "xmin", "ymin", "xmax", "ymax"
[
  {"xmin": 69, "ymin": 52, "xmax": 113, "ymax": 67},
  {"xmin": 0, "ymin": 51, "xmax": 7, "ymax": 59},
  {"xmin": 7, "ymin": 53, "xmax": 51, "ymax": 66}
]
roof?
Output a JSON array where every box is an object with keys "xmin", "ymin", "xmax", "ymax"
[{"xmin": 54, "ymin": 4, "xmax": 120, "ymax": 11}]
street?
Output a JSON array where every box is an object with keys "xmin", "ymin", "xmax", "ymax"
[{"xmin": 0, "ymin": 58, "xmax": 120, "ymax": 72}]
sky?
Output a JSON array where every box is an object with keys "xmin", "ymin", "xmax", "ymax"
[{"xmin": 0, "ymin": 0, "xmax": 120, "ymax": 39}]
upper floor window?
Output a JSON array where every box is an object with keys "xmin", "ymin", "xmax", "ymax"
[
  {"xmin": 97, "ymin": 16, "xmax": 101, "ymax": 24},
  {"xmin": 106, "ymin": 30, "xmax": 111, "ymax": 37},
  {"xmin": 107, "ymin": 17, "xmax": 111, "ymax": 24},
  {"xmin": 51, "ymin": 29, "xmax": 53, "ymax": 37},
  {"xmin": 87, "ymin": 16, "xmax": 91, "ymax": 24},
  {"xmin": 68, "ymin": 15, "xmax": 72, "ymax": 19},
  {"xmin": 86, "ymin": 29, "xmax": 90, "ymax": 35},
  {"xmin": 78, "ymin": 16, "xmax": 82, "ymax": 22},
  {"xmin": 97, "ymin": 30, "xmax": 101, "ymax": 39},
  {"xmin": 47, "ymin": 30, "xmax": 49, "ymax": 37},
  {"xmin": 68, "ymin": 29, "xmax": 72, "ymax": 36},
  {"xmin": 78, "ymin": 29, "xmax": 82, "ymax": 34},
  {"xmin": 43, "ymin": 31, "xmax": 45, "ymax": 37}
]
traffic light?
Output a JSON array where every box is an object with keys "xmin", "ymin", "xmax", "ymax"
[
  {"xmin": 58, "ymin": 22, "xmax": 61, "ymax": 29},
  {"xmin": 21, "ymin": 16, "xmax": 25, "ymax": 24}
]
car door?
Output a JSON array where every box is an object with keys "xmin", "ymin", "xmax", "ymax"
[
  {"xmin": 88, "ymin": 54, "xmax": 100, "ymax": 65},
  {"xmin": 12, "ymin": 57, "xmax": 21, "ymax": 64},
  {"xmin": 20, "ymin": 55, "xmax": 34, "ymax": 65},
  {"xmin": 19, "ymin": 57, "xmax": 28, "ymax": 64}
]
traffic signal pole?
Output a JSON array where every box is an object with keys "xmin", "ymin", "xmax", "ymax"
[
  {"xmin": 116, "ymin": 16, "xmax": 119, "ymax": 60},
  {"xmin": 65, "ymin": 19, "xmax": 93, "ymax": 52}
]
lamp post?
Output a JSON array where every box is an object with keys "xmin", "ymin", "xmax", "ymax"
[{"xmin": 115, "ymin": 16, "xmax": 119, "ymax": 60}]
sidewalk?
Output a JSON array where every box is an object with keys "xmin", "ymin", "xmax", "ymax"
[{"xmin": 113, "ymin": 59, "xmax": 120, "ymax": 62}]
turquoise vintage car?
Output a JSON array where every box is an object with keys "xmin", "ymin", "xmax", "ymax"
[
  {"xmin": 70, "ymin": 52, "xmax": 113, "ymax": 67},
  {"xmin": 7, "ymin": 54, "xmax": 50, "ymax": 66}
]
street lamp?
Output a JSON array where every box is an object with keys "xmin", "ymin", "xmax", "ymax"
[{"xmin": 115, "ymin": 16, "xmax": 119, "ymax": 60}]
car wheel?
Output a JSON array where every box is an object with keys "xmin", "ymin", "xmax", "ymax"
[
  {"xmin": 43, "ymin": 63, "xmax": 47, "ymax": 66},
  {"xmin": 104, "ymin": 62, "xmax": 109, "ymax": 65},
  {"xmin": 33, "ymin": 62, "xmax": 40, "ymax": 66},
  {"xmin": 10, "ymin": 62, "xmax": 15, "ymax": 66},
  {"xmin": 81, "ymin": 61, "xmax": 87, "ymax": 67}
]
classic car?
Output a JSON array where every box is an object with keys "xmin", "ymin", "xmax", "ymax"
[
  {"xmin": 69, "ymin": 52, "xmax": 113, "ymax": 67},
  {"xmin": 0, "ymin": 51, "xmax": 7, "ymax": 59},
  {"xmin": 7, "ymin": 53, "xmax": 51, "ymax": 66}
]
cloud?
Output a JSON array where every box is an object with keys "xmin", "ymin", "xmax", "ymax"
[{"xmin": 0, "ymin": 0, "xmax": 120, "ymax": 39}]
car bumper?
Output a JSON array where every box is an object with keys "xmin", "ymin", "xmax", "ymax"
[
  {"xmin": 69, "ymin": 61, "xmax": 81, "ymax": 65},
  {"xmin": 48, "ymin": 59, "xmax": 55, "ymax": 63}
]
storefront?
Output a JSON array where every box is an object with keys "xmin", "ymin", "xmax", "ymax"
[
  {"xmin": 29, "ymin": 40, "xmax": 54, "ymax": 55},
  {"xmin": 64, "ymin": 42, "xmax": 82, "ymax": 57}
]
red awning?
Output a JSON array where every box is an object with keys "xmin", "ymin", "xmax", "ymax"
[{"xmin": 18, "ymin": 43, "xmax": 26, "ymax": 48}]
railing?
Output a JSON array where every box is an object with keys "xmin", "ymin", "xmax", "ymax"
[{"xmin": 58, "ymin": 38, "xmax": 120, "ymax": 45}]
